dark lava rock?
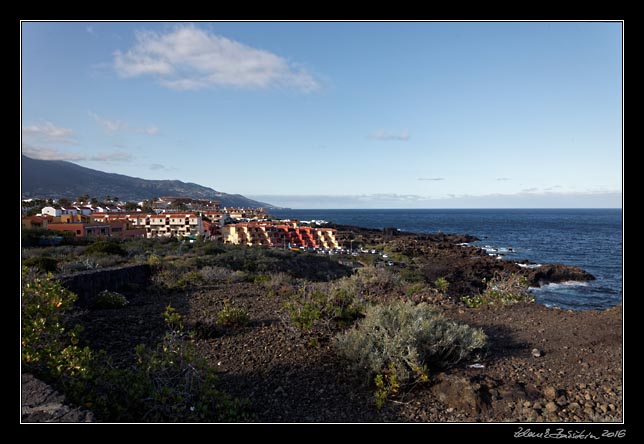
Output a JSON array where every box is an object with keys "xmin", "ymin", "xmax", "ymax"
[
  {"xmin": 431, "ymin": 374, "xmax": 487, "ymax": 415},
  {"xmin": 525, "ymin": 264, "xmax": 595, "ymax": 287},
  {"xmin": 21, "ymin": 373, "xmax": 94, "ymax": 423}
]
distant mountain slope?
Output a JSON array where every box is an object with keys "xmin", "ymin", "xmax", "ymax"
[{"xmin": 21, "ymin": 155, "xmax": 276, "ymax": 208}]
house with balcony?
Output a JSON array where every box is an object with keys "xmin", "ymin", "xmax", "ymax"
[
  {"xmin": 128, "ymin": 213, "xmax": 204, "ymax": 238},
  {"xmin": 221, "ymin": 221, "xmax": 340, "ymax": 249}
]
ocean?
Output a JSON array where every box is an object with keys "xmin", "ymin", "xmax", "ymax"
[{"xmin": 268, "ymin": 209, "xmax": 623, "ymax": 311}]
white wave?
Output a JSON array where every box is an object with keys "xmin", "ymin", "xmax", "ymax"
[
  {"xmin": 516, "ymin": 263, "xmax": 542, "ymax": 269},
  {"xmin": 531, "ymin": 281, "xmax": 590, "ymax": 291}
]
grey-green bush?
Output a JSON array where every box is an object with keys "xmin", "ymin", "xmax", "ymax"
[
  {"xmin": 334, "ymin": 301, "xmax": 487, "ymax": 383},
  {"xmin": 93, "ymin": 290, "xmax": 129, "ymax": 309}
]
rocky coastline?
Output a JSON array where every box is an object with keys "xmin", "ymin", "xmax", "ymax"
[{"xmin": 22, "ymin": 225, "xmax": 622, "ymax": 423}]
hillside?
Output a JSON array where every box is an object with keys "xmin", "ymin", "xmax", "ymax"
[{"xmin": 20, "ymin": 155, "xmax": 276, "ymax": 208}]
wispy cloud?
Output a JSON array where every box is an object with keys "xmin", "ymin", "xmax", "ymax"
[
  {"xmin": 149, "ymin": 163, "xmax": 173, "ymax": 171},
  {"xmin": 249, "ymin": 190, "xmax": 622, "ymax": 209},
  {"xmin": 90, "ymin": 111, "xmax": 127, "ymax": 134},
  {"xmin": 89, "ymin": 111, "xmax": 158, "ymax": 136},
  {"xmin": 496, "ymin": 177, "xmax": 510, "ymax": 181},
  {"xmin": 113, "ymin": 25, "xmax": 318, "ymax": 92},
  {"xmin": 22, "ymin": 122, "xmax": 76, "ymax": 144},
  {"xmin": 418, "ymin": 177, "xmax": 445, "ymax": 181},
  {"xmin": 369, "ymin": 130, "xmax": 410, "ymax": 141},
  {"xmin": 22, "ymin": 143, "xmax": 132, "ymax": 163},
  {"xmin": 22, "ymin": 144, "xmax": 85, "ymax": 161},
  {"xmin": 521, "ymin": 187, "xmax": 538, "ymax": 193},
  {"xmin": 90, "ymin": 152, "xmax": 132, "ymax": 162},
  {"xmin": 86, "ymin": 26, "xmax": 96, "ymax": 36},
  {"xmin": 359, "ymin": 193, "xmax": 426, "ymax": 201}
]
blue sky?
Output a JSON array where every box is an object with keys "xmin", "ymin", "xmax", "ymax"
[{"xmin": 21, "ymin": 21, "xmax": 622, "ymax": 208}]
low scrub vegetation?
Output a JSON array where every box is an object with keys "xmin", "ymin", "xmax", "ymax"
[
  {"xmin": 23, "ymin": 256, "xmax": 58, "ymax": 273},
  {"xmin": 21, "ymin": 270, "xmax": 248, "ymax": 422},
  {"xmin": 21, "ymin": 268, "xmax": 93, "ymax": 380},
  {"xmin": 284, "ymin": 286, "xmax": 363, "ymax": 330},
  {"xmin": 216, "ymin": 300, "xmax": 250, "ymax": 327},
  {"xmin": 84, "ymin": 240, "xmax": 127, "ymax": 257},
  {"xmin": 334, "ymin": 301, "xmax": 487, "ymax": 405},
  {"xmin": 93, "ymin": 290, "xmax": 129, "ymax": 309},
  {"xmin": 462, "ymin": 273, "xmax": 534, "ymax": 308}
]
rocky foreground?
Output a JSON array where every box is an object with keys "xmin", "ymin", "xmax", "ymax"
[{"xmin": 23, "ymin": 226, "xmax": 622, "ymax": 422}]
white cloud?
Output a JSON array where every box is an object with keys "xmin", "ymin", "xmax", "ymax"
[
  {"xmin": 90, "ymin": 112, "xmax": 127, "ymax": 134},
  {"xmin": 418, "ymin": 177, "xmax": 445, "ymax": 181},
  {"xmin": 89, "ymin": 111, "xmax": 158, "ymax": 136},
  {"xmin": 113, "ymin": 25, "xmax": 318, "ymax": 92},
  {"xmin": 369, "ymin": 130, "xmax": 410, "ymax": 141},
  {"xmin": 89, "ymin": 152, "xmax": 132, "ymax": 162},
  {"xmin": 22, "ymin": 122, "xmax": 76, "ymax": 143},
  {"xmin": 248, "ymin": 191, "xmax": 622, "ymax": 209},
  {"xmin": 359, "ymin": 193, "xmax": 426, "ymax": 201},
  {"xmin": 143, "ymin": 126, "xmax": 159, "ymax": 136},
  {"xmin": 22, "ymin": 143, "xmax": 132, "ymax": 163},
  {"xmin": 22, "ymin": 143, "xmax": 86, "ymax": 161},
  {"xmin": 150, "ymin": 163, "xmax": 169, "ymax": 171},
  {"xmin": 496, "ymin": 177, "xmax": 510, "ymax": 181}
]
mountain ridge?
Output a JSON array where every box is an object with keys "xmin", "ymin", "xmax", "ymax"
[{"xmin": 21, "ymin": 155, "xmax": 277, "ymax": 208}]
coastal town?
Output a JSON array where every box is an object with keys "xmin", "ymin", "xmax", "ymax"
[{"xmin": 21, "ymin": 196, "xmax": 340, "ymax": 250}]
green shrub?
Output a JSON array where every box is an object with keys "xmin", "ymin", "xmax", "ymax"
[
  {"xmin": 204, "ymin": 245, "xmax": 351, "ymax": 281},
  {"xmin": 23, "ymin": 256, "xmax": 58, "ymax": 273},
  {"xmin": 21, "ymin": 268, "xmax": 93, "ymax": 380},
  {"xmin": 202, "ymin": 242, "xmax": 226, "ymax": 255},
  {"xmin": 84, "ymin": 240, "xmax": 127, "ymax": 257},
  {"xmin": 253, "ymin": 274, "xmax": 271, "ymax": 285},
  {"xmin": 163, "ymin": 305, "xmax": 183, "ymax": 331},
  {"xmin": 147, "ymin": 254, "xmax": 162, "ymax": 268},
  {"xmin": 93, "ymin": 290, "xmax": 129, "ymax": 309},
  {"xmin": 198, "ymin": 266, "xmax": 231, "ymax": 282},
  {"xmin": 57, "ymin": 257, "xmax": 100, "ymax": 274},
  {"xmin": 433, "ymin": 277, "xmax": 449, "ymax": 293},
  {"xmin": 70, "ymin": 307, "xmax": 249, "ymax": 422},
  {"xmin": 263, "ymin": 273, "xmax": 296, "ymax": 297},
  {"xmin": 400, "ymin": 268, "xmax": 426, "ymax": 283},
  {"xmin": 176, "ymin": 270, "xmax": 205, "ymax": 289},
  {"xmin": 22, "ymin": 273, "xmax": 248, "ymax": 422},
  {"xmin": 462, "ymin": 273, "xmax": 534, "ymax": 308},
  {"xmin": 374, "ymin": 363, "xmax": 400, "ymax": 409},
  {"xmin": 333, "ymin": 267, "xmax": 402, "ymax": 301},
  {"xmin": 334, "ymin": 301, "xmax": 487, "ymax": 384},
  {"xmin": 405, "ymin": 282, "xmax": 426, "ymax": 297},
  {"xmin": 216, "ymin": 300, "xmax": 250, "ymax": 327},
  {"xmin": 284, "ymin": 300, "xmax": 320, "ymax": 331},
  {"xmin": 284, "ymin": 284, "xmax": 363, "ymax": 330}
]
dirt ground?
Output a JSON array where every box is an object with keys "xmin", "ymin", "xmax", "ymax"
[{"xmin": 77, "ymin": 280, "xmax": 622, "ymax": 423}]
